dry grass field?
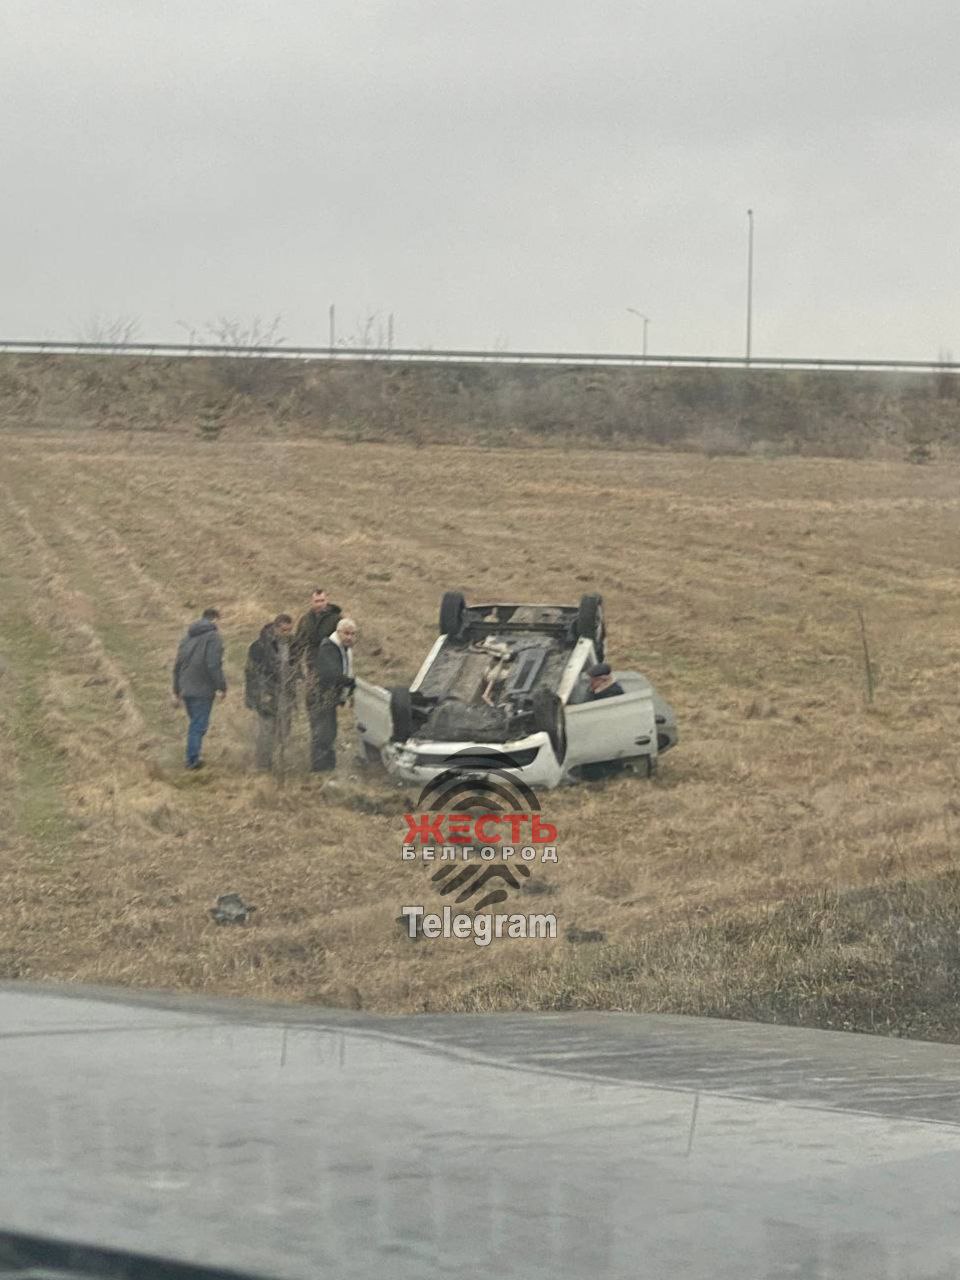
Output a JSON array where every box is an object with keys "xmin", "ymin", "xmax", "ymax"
[{"xmin": 2, "ymin": 428, "xmax": 960, "ymax": 1032}]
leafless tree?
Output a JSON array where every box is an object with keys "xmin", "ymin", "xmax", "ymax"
[
  {"xmin": 75, "ymin": 314, "xmax": 141, "ymax": 350},
  {"xmin": 176, "ymin": 315, "xmax": 286, "ymax": 395}
]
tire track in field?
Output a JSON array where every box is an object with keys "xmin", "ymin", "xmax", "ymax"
[
  {"xmin": 4, "ymin": 462, "xmax": 301, "ymax": 775},
  {"xmin": 26, "ymin": 440, "xmax": 639, "ymax": 601},
  {"xmin": 0, "ymin": 470, "xmax": 227, "ymax": 846},
  {"xmin": 42, "ymin": 454, "xmax": 298, "ymax": 607},
  {"xmin": 0, "ymin": 463, "xmax": 242, "ymax": 771},
  {"xmin": 11, "ymin": 436, "xmax": 875, "ymax": 695},
  {"xmin": 27, "ymin": 452, "xmax": 419, "ymax": 674},
  {"xmin": 24, "ymin": 498, "xmax": 268, "ymax": 775},
  {"xmin": 2, "ymin": 450, "xmax": 271, "ymax": 609},
  {"xmin": 0, "ymin": 486, "xmax": 148, "ymax": 839},
  {"xmin": 55, "ymin": 447, "xmax": 481, "ymax": 590},
  {"xmin": 25, "ymin": 505, "xmax": 178, "ymax": 719},
  {"xmin": 0, "ymin": 514, "xmax": 32, "ymax": 838},
  {"xmin": 40, "ymin": 446, "xmax": 671, "ymax": 672},
  {"xmin": 0, "ymin": 480, "xmax": 149, "ymax": 743}
]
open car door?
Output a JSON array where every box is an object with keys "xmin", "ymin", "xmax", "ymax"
[
  {"xmin": 564, "ymin": 672, "xmax": 658, "ymax": 770},
  {"xmin": 353, "ymin": 678, "xmax": 393, "ymax": 752}
]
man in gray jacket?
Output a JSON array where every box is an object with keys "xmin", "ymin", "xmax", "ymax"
[{"xmin": 172, "ymin": 607, "xmax": 227, "ymax": 769}]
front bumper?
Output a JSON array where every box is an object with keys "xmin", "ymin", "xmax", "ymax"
[{"xmin": 383, "ymin": 731, "xmax": 564, "ymax": 790}]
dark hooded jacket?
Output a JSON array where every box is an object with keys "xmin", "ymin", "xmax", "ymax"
[
  {"xmin": 173, "ymin": 619, "xmax": 227, "ymax": 698},
  {"xmin": 292, "ymin": 604, "xmax": 342, "ymax": 674},
  {"xmin": 244, "ymin": 623, "xmax": 301, "ymax": 715}
]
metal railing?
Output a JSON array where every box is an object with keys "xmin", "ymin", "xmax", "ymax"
[{"xmin": 0, "ymin": 338, "xmax": 956, "ymax": 373}]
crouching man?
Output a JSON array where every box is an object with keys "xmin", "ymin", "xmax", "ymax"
[
  {"xmin": 244, "ymin": 614, "xmax": 300, "ymax": 771},
  {"xmin": 305, "ymin": 617, "xmax": 357, "ymax": 772}
]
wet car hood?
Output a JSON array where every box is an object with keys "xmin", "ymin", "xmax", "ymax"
[{"xmin": 3, "ymin": 982, "xmax": 960, "ymax": 1279}]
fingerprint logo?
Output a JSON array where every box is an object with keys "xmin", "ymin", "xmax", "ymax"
[
  {"xmin": 415, "ymin": 748, "xmax": 540, "ymax": 815},
  {"xmin": 429, "ymin": 859, "xmax": 530, "ymax": 911},
  {"xmin": 413, "ymin": 750, "xmax": 544, "ymax": 911}
]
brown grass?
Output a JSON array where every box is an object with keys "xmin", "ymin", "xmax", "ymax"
[
  {"xmin": 1, "ymin": 428, "xmax": 960, "ymax": 1030},
  {"xmin": 4, "ymin": 351, "xmax": 960, "ymax": 460}
]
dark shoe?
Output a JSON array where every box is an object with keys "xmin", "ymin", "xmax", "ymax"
[{"xmin": 186, "ymin": 760, "xmax": 205, "ymax": 771}]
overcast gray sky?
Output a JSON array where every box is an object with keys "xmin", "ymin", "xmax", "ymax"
[{"xmin": 2, "ymin": 0, "xmax": 958, "ymax": 358}]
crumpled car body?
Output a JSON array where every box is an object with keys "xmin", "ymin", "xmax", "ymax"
[{"xmin": 354, "ymin": 595, "xmax": 677, "ymax": 788}]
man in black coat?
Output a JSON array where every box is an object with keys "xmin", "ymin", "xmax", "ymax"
[
  {"xmin": 306, "ymin": 617, "xmax": 357, "ymax": 772},
  {"xmin": 244, "ymin": 614, "xmax": 300, "ymax": 771},
  {"xmin": 293, "ymin": 587, "xmax": 342, "ymax": 678},
  {"xmin": 586, "ymin": 662, "xmax": 625, "ymax": 701},
  {"xmin": 578, "ymin": 661, "xmax": 629, "ymax": 781}
]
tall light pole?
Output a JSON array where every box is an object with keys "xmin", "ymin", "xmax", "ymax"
[
  {"xmin": 745, "ymin": 208, "xmax": 754, "ymax": 365},
  {"xmin": 627, "ymin": 307, "xmax": 650, "ymax": 358}
]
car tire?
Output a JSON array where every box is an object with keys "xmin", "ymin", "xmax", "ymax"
[
  {"xmin": 390, "ymin": 687, "xmax": 414, "ymax": 742},
  {"xmin": 532, "ymin": 688, "xmax": 567, "ymax": 764},
  {"xmin": 576, "ymin": 593, "xmax": 605, "ymax": 660},
  {"xmin": 439, "ymin": 591, "xmax": 466, "ymax": 635}
]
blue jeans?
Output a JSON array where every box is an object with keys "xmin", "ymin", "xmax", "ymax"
[{"xmin": 183, "ymin": 695, "xmax": 214, "ymax": 766}]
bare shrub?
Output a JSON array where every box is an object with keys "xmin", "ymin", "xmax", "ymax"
[
  {"xmin": 74, "ymin": 315, "xmax": 141, "ymax": 351},
  {"xmin": 196, "ymin": 397, "xmax": 229, "ymax": 442},
  {"xmin": 907, "ymin": 441, "xmax": 934, "ymax": 464},
  {"xmin": 696, "ymin": 423, "xmax": 750, "ymax": 457},
  {"xmin": 178, "ymin": 316, "xmax": 286, "ymax": 397},
  {"xmin": 337, "ymin": 312, "xmax": 394, "ymax": 351}
]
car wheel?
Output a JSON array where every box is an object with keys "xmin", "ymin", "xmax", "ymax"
[
  {"xmin": 390, "ymin": 687, "xmax": 414, "ymax": 742},
  {"xmin": 439, "ymin": 591, "xmax": 466, "ymax": 635},
  {"xmin": 532, "ymin": 688, "xmax": 567, "ymax": 764},
  {"xmin": 576, "ymin": 593, "xmax": 605, "ymax": 661}
]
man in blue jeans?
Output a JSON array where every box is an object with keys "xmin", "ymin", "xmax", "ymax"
[{"xmin": 172, "ymin": 607, "xmax": 228, "ymax": 769}]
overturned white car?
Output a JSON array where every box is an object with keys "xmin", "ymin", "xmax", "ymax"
[{"xmin": 354, "ymin": 593, "xmax": 677, "ymax": 789}]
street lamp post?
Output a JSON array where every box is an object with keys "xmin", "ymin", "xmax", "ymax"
[
  {"xmin": 746, "ymin": 209, "xmax": 754, "ymax": 365},
  {"xmin": 626, "ymin": 308, "xmax": 650, "ymax": 358}
]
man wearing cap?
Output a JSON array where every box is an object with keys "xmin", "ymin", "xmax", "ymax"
[
  {"xmin": 587, "ymin": 662, "xmax": 624, "ymax": 701},
  {"xmin": 576, "ymin": 660, "xmax": 630, "ymax": 782}
]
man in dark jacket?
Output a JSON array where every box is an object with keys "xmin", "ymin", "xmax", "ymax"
[
  {"xmin": 172, "ymin": 608, "xmax": 227, "ymax": 770},
  {"xmin": 244, "ymin": 614, "xmax": 300, "ymax": 771},
  {"xmin": 306, "ymin": 617, "xmax": 357, "ymax": 772},
  {"xmin": 293, "ymin": 588, "xmax": 342, "ymax": 677},
  {"xmin": 586, "ymin": 662, "xmax": 625, "ymax": 701},
  {"xmin": 579, "ymin": 661, "xmax": 628, "ymax": 782}
]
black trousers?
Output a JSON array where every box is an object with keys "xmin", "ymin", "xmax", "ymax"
[{"xmin": 306, "ymin": 698, "xmax": 338, "ymax": 771}]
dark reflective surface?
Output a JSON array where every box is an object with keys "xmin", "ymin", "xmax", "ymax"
[{"xmin": 3, "ymin": 984, "xmax": 960, "ymax": 1279}]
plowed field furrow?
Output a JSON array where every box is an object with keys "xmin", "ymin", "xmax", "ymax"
[
  {"xmin": 0, "ymin": 513, "xmax": 67, "ymax": 844},
  {"xmin": 0, "ymin": 489, "xmax": 129, "ymax": 844},
  {"xmin": 2, "ymin": 430, "xmax": 960, "ymax": 1013}
]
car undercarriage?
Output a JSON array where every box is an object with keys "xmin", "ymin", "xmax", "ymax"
[{"xmin": 353, "ymin": 592, "xmax": 676, "ymax": 787}]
